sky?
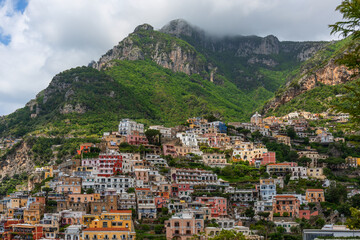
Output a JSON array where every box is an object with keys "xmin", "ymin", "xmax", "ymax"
[{"xmin": 0, "ymin": 0, "xmax": 343, "ymax": 116}]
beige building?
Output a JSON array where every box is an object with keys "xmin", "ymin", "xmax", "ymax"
[
  {"xmin": 202, "ymin": 153, "xmax": 229, "ymax": 168},
  {"xmin": 307, "ymin": 168, "xmax": 326, "ymax": 180}
]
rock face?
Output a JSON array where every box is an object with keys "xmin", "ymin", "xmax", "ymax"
[
  {"xmin": 92, "ymin": 23, "xmax": 207, "ymax": 76},
  {"xmin": 160, "ymin": 19, "xmax": 326, "ymax": 61},
  {"xmin": 263, "ymin": 60, "xmax": 356, "ymax": 113},
  {"xmin": 60, "ymin": 103, "xmax": 87, "ymax": 114},
  {"xmin": 0, "ymin": 141, "xmax": 34, "ymax": 180}
]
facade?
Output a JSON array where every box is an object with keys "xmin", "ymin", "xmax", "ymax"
[
  {"xmin": 260, "ymin": 179, "xmax": 276, "ymax": 201},
  {"xmin": 305, "ymin": 189, "xmax": 325, "ymax": 203},
  {"xmin": 202, "ymin": 153, "xmax": 228, "ymax": 167},
  {"xmin": 307, "ymin": 168, "xmax": 326, "ymax": 180},
  {"xmin": 273, "ymin": 195, "xmax": 300, "ymax": 218},
  {"xmin": 118, "ymin": 118, "xmax": 144, "ymax": 136},
  {"xmin": 170, "ymin": 168, "xmax": 217, "ymax": 185},
  {"xmin": 195, "ymin": 197, "xmax": 227, "ymax": 218},
  {"xmin": 165, "ymin": 211, "xmax": 204, "ymax": 240}
]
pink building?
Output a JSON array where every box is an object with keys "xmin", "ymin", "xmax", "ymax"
[
  {"xmin": 262, "ymin": 152, "xmax": 276, "ymax": 165},
  {"xmin": 165, "ymin": 211, "xmax": 204, "ymax": 240},
  {"xmin": 126, "ymin": 134, "xmax": 148, "ymax": 145},
  {"xmin": 195, "ymin": 197, "xmax": 227, "ymax": 217},
  {"xmin": 163, "ymin": 144, "xmax": 177, "ymax": 157}
]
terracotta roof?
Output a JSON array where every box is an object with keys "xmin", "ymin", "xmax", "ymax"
[
  {"xmin": 306, "ymin": 189, "xmax": 324, "ymax": 192},
  {"xmin": 274, "ymin": 195, "xmax": 296, "ymax": 198},
  {"xmin": 109, "ymin": 210, "xmax": 132, "ymax": 213},
  {"xmin": 268, "ymin": 163, "xmax": 292, "ymax": 166},
  {"xmin": 83, "ymin": 227, "xmax": 130, "ymax": 232}
]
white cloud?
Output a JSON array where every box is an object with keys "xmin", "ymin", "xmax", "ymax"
[{"xmin": 0, "ymin": 0, "xmax": 343, "ymax": 116}]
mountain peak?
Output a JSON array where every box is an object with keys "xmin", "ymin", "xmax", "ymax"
[
  {"xmin": 160, "ymin": 19, "xmax": 205, "ymax": 38},
  {"xmin": 134, "ymin": 23, "xmax": 154, "ymax": 32}
]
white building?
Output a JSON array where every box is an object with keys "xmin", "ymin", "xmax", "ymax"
[
  {"xmin": 149, "ymin": 125, "xmax": 172, "ymax": 138},
  {"xmin": 118, "ymin": 118, "xmax": 144, "ymax": 136},
  {"xmin": 176, "ymin": 132, "xmax": 198, "ymax": 147}
]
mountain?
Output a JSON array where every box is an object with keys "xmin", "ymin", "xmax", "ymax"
[
  {"xmin": 0, "ymin": 19, "xmax": 339, "ymax": 138},
  {"xmin": 262, "ymin": 37, "xmax": 359, "ymax": 116}
]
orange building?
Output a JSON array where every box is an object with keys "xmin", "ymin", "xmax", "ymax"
[
  {"xmin": 305, "ymin": 189, "xmax": 325, "ymax": 203},
  {"xmin": 273, "ymin": 195, "xmax": 300, "ymax": 218}
]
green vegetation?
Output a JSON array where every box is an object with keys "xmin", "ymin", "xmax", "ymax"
[{"xmin": 268, "ymin": 78, "xmax": 360, "ymax": 116}]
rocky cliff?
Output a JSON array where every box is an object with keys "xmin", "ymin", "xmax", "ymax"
[
  {"xmin": 262, "ymin": 38, "xmax": 358, "ymax": 114},
  {"xmin": 92, "ymin": 23, "xmax": 209, "ymax": 77},
  {"xmin": 262, "ymin": 61, "xmax": 356, "ymax": 113},
  {"xmin": 0, "ymin": 141, "xmax": 34, "ymax": 179}
]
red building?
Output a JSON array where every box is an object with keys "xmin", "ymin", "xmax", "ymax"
[
  {"xmin": 195, "ymin": 197, "xmax": 227, "ymax": 217},
  {"xmin": 299, "ymin": 209, "xmax": 319, "ymax": 220},
  {"xmin": 98, "ymin": 152, "xmax": 123, "ymax": 177},
  {"xmin": 4, "ymin": 224, "xmax": 43, "ymax": 240}
]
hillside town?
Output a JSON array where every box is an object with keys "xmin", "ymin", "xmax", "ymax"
[{"xmin": 0, "ymin": 111, "xmax": 360, "ymax": 240}]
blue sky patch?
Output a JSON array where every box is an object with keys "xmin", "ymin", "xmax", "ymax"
[
  {"xmin": 0, "ymin": 0, "xmax": 28, "ymax": 13},
  {"xmin": 0, "ymin": 32, "xmax": 11, "ymax": 45},
  {"xmin": 14, "ymin": 0, "xmax": 28, "ymax": 13}
]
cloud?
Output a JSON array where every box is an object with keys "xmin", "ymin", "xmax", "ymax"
[{"xmin": 0, "ymin": 0, "xmax": 343, "ymax": 116}]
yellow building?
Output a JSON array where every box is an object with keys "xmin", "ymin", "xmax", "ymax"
[
  {"xmin": 307, "ymin": 168, "xmax": 326, "ymax": 180},
  {"xmin": 44, "ymin": 166, "xmax": 54, "ymax": 179},
  {"xmin": 345, "ymin": 156, "xmax": 360, "ymax": 168},
  {"xmin": 81, "ymin": 228, "xmax": 135, "ymax": 240},
  {"xmin": 81, "ymin": 210, "xmax": 136, "ymax": 240}
]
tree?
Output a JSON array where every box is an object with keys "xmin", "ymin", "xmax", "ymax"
[
  {"xmin": 145, "ymin": 129, "xmax": 161, "ymax": 145},
  {"xmin": 298, "ymin": 157, "xmax": 312, "ymax": 167},
  {"xmin": 329, "ymin": 0, "xmax": 360, "ymax": 71},
  {"xmin": 346, "ymin": 207, "xmax": 360, "ymax": 229},
  {"xmin": 245, "ymin": 208, "xmax": 255, "ymax": 220},
  {"xmin": 86, "ymin": 188, "xmax": 94, "ymax": 194},
  {"xmin": 257, "ymin": 212, "xmax": 270, "ymax": 220},
  {"xmin": 209, "ymin": 230, "xmax": 246, "ymax": 240},
  {"xmin": 329, "ymin": 0, "xmax": 360, "ymax": 125},
  {"xmin": 286, "ymin": 127, "xmax": 297, "ymax": 139},
  {"xmin": 325, "ymin": 183, "xmax": 348, "ymax": 204}
]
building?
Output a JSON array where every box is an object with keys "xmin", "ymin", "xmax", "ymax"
[
  {"xmin": 170, "ymin": 168, "xmax": 217, "ymax": 185},
  {"xmin": 226, "ymin": 188, "xmax": 259, "ymax": 202},
  {"xmin": 261, "ymin": 152, "xmax": 276, "ymax": 165},
  {"xmin": 305, "ymin": 189, "xmax": 325, "ymax": 203},
  {"xmin": 307, "ymin": 168, "xmax": 326, "ymax": 180},
  {"xmin": 118, "ymin": 118, "xmax": 144, "ymax": 136},
  {"xmin": 345, "ymin": 156, "xmax": 360, "ymax": 168},
  {"xmin": 165, "ymin": 211, "xmax": 204, "ymax": 240},
  {"xmin": 202, "ymin": 153, "xmax": 228, "ymax": 168},
  {"xmin": 303, "ymin": 225, "xmax": 360, "ymax": 240},
  {"xmin": 273, "ymin": 195, "xmax": 300, "ymax": 218},
  {"xmin": 259, "ymin": 179, "xmax": 276, "ymax": 201},
  {"xmin": 274, "ymin": 135, "xmax": 291, "ymax": 146},
  {"xmin": 149, "ymin": 125, "xmax": 173, "ymax": 138},
  {"xmin": 195, "ymin": 197, "xmax": 227, "ymax": 218},
  {"xmin": 267, "ymin": 162, "xmax": 298, "ymax": 177},
  {"xmin": 126, "ymin": 134, "xmax": 149, "ymax": 145},
  {"xmin": 82, "ymin": 210, "xmax": 135, "ymax": 240},
  {"xmin": 251, "ymin": 112, "xmax": 263, "ymax": 126}
]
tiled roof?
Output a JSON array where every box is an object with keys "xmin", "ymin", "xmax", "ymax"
[{"xmin": 83, "ymin": 227, "xmax": 129, "ymax": 232}]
